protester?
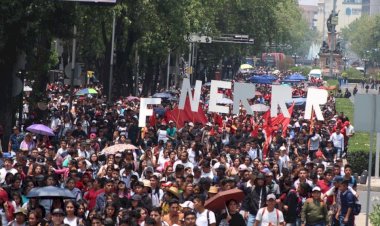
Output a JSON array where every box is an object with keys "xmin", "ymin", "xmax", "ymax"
[{"xmin": 0, "ymin": 72, "xmax": 359, "ymax": 226}]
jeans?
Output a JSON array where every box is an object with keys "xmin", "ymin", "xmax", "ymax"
[
  {"xmin": 335, "ymin": 147, "xmax": 342, "ymax": 159},
  {"xmin": 246, "ymin": 213, "xmax": 256, "ymax": 226},
  {"xmin": 286, "ymin": 218, "xmax": 302, "ymax": 226},
  {"xmin": 339, "ymin": 215, "xmax": 354, "ymax": 226},
  {"xmin": 306, "ymin": 222, "xmax": 325, "ymax": 226}
]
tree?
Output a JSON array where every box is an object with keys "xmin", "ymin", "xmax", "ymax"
[{"xmin": 0, "ymin": 0, "xmax": 75, "ymax": 148}]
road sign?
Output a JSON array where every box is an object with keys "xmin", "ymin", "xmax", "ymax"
[
  {"xmin": 185, "ymin": 34, "xmax": 212, "ymax": 43},
  {"xmin": 62, "ymin": 0, "xmax": 116, "ymax": 2}
]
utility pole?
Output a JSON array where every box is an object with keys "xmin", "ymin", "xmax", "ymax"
[
  {"xmin": 69, "ymin": 25, "xmax": 77, "ymax": 110},
  {"xmin": 108, "ymin": 11, "xmax": 116, "ymax": 102},
  {"xmin": 166, "ymin": 49, "xmax": 171, "ymax": 90},
  {"xmin": 329, "ymin": 0, "xmax": 337, "ymax": 78}
]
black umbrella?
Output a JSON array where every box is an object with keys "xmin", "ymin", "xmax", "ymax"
[{"xmin": 27, "ymin": 186, "xmax": 75, "ymax": 199}]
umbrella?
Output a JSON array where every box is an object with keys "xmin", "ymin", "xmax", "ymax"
[
  {"xmin": 248, "ymin": 75, "xmax": 276, "ymax": 84},
  {"xmin": 217, "ymin": 98, "xmax": 233, "ymax": 105},
  {"xmin": 26, "ymin": 124, "xmax": 55, "ymax": 136},
  {"xmin": 102, "ymin": 143, "xmax": 138, "ymax": 155},
  {"xmin": 152, "ymin": 92, "xmax": 173, "ymax": 98},
  {"xmin": 126, "ymin": 96, "xmax": 140, "ymax": 101},
  {"xmin": 251, "ymin": 104, "xmax": 270, "ymax": 112},
  {"xmin": 27, "ymin": 186, "xmax": 75, "ymax": 199},
  {"xmin": 75, "ymin": 88, "xmax": 98, "ymax": 96},
  {"xmin": 204, "ymin": 188, "xmax": 244, "ymax": 211},
  {"xmin": 23, "ymin": 86, "xmax": 33, "ymax": 92},
  {"xmin": 240, "ymin": 64, "xmax": 253, "ymax": 70},
  {"xmin": 282, "ymin": 73, "xmax": 306, "ymax": 83},
  {"xmin": 286, "ymin": 98, "xmax": 307, "ymax": 106}
]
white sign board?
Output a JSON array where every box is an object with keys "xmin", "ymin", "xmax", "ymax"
[{"xmin": 354, "ymin": 94, "xmax": 377, "ymax": 132}]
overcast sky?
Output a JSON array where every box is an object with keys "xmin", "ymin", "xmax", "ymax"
[{"xmin": 299, "ymin": 0, "xmax": 318, "ymax": 5}]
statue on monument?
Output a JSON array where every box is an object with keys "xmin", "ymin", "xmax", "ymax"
[{"xmin": 326, "ymin": 11, "xmax": 339, "ymax": 33}]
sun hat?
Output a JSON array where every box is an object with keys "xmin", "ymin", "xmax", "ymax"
[
  {"xmin": 208, "ymin": 186, "xmax": 218, "ymax": 194},
  {"xmin": 167, "ymin": 186, "xmax": 180, "ymax": 198}
]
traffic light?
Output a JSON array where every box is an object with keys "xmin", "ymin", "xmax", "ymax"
[{"xmin": 87, "ymin": 71, "xmax": 94, "ymax": 78}]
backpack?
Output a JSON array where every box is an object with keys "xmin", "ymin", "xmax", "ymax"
[
  {"xmin": 352, "ymin": 197, "xmax": 361, "ymax": 215},
  {"xmin": 261, "ymin": 207, "xmax": 280, "ymax": 226}
]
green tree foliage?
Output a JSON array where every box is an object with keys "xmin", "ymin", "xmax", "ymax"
[{"xmin": 342, "ymin": 15, "xmax": 380, "ymax": 58}]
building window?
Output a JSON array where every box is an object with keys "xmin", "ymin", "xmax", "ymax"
[
  {"xmin": 352, "ymin": 8, "xmax": 362, "ymax": 15},
  {"xmin": 346, "ymin": 7, "xmax": 352, "ymax": 15},
  {"xmin": 343, "ymin": 0, "xmax": 362, "ymax": 4}
]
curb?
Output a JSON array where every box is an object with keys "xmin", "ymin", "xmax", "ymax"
[{"xmin": 357, "ymin": 184, "xmax": 380, "ymax": 192}]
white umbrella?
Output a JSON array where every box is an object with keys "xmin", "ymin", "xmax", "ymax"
[
  {"xmin": 217, "ymin": 98, "xmax": 233, "ymax": 105},
  {"xmin": 251, "ymin": 104, "xmax": 270, "ymax": 112},
  {"xmin": 24, "ymin": 86, "xmax": 33, "ymax": 92}
]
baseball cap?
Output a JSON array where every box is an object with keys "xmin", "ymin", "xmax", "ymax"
[
  {"xmin": 238, "ymin": 164, "xmax": 249, "ymax": 171},
  {"xmin": 180, "ymin": 201, "xmax": 194, "ymax": 209},
  {"xmin": 52, "ymin": 208, "xmax": 64, "ymax": 215},
  {"xmin": 312, "ymin": 186, "xmax": 321, "ymax": 192},
  {"xmin": 267, "ymin": 194, "xmax": 276, "ymax": 200},
  {"xmin": 131, "ymin": 194, "xmax": 142, "ymax": 201},
  {"xmin": 332, "ymin": 176, "xmax": 343, "ymax": 183}
]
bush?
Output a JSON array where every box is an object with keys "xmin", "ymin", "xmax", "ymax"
[
  {"xmin": 347, "ymin": 150, "xmax": 376, "ymax": 176},
  {"xmin": 370, "ymin": 204, "xmax": 380, "ymax": 225},
  {"xmin": 345, "ymin": 68, "xmax": 364, "ymax": 79},
  {"xmin": 288, "ymin": 66, "xmax": 311, "ymax": 76}
]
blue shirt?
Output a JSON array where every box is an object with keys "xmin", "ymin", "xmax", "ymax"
[{"xmin": 340, "ymin": 189, "xmax": 355, "ymax": 216}]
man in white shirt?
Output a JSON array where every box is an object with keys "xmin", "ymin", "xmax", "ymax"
[
  {"xmin": 173, "ymin": 152, "xmax": 193, "ymax": 171},
  {"xmin": 200, "ymin": 161, "xmax": 214, "ymax": 179},
  {"xmin": 330, "ymin": 129, "xmax": 344, "ymax": 159},
  {"xmin": 194, "ymin": 195, "xmax": 216, "ymax": 226},
  {"xmin": 0, "ymin": 158, "xmax": 17, "ymax": 184},
  {"xmin": 254, "ymin": 194, "xmax": 285, "ymax": 226}
]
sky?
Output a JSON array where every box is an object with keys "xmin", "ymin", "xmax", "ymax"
[{"xmin": 298, "ymin": 0, "xmax": 318, "ymax": 6}]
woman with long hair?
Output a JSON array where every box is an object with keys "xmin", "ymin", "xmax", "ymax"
[
  {"xmin": 63, "ymin": 200, "xmax": 79, "ymax": 226},
  {"xmin": 104, "ymin": 203, "xmax": 118, "ymax": 223},
  {"xmin": 179, "ymin": 182, "xmax": 194, "ymax": 203},
  {"xmin": 227, "ymin": 157, "xmax": 240, "ymax": 177},
  {"xmin": 140, "ymin": 148, "xmax": 157, "ymax": 168}
]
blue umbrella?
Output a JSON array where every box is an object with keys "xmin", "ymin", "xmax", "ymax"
[
  {"xmin": 248, "ymin": 75, "xmax": 276, "ymax": 84},
  {"xmin": 286, "ymin": 98, "xmax": 307, "ymax": 106},
  {"xmin": 282, "ymin": 73, "xmax": 306, "ymax": 83},
  {"xmin": 152, "ymin": 92, "xmax": 173, "ymax": 98},
  {"xmin": 27, "ymin": 186, "xmax": 75, "ymax": 199}
]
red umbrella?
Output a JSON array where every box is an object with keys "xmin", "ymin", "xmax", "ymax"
[{"xmin": 204, "ymin": 188, "xmax": 244, "ymax": 212}]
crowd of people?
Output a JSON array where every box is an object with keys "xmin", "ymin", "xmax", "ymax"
[{"xmin": 0, "ymin": 75, "xmax": 359, "ymax": 226}]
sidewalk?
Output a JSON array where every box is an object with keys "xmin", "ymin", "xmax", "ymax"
[
  {"xmin": 357, "ymin": 177, "xmax": 380, "ymax": 192},
  {"xmin": 356, "ymin": 213, "xmax": 372, "ymax": 226}
]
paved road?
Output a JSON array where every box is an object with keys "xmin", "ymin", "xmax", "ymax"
[
  {"xmin": 339, "ymin": 82, "xmax": 379, "ymax": 104},
  {"xmin": 359, "ymin": 191, "xmax": 380, "ymax": 213}
]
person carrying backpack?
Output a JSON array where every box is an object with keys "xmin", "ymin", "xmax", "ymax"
[
  {"xmin": 301, "ymin": 186, "xmax": 328, "ymax": 226},
  {"xmin": 254, "ymin": 194, "xmax": 285, "ymax": 226}
]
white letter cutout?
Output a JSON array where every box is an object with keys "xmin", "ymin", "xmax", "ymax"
[
  {"xmin": 233, "ymin": 82, "xmax": 256, "ymax": 115},
  {"xmin": 139, "ymin": 98, "xmax": 161, "ymax": 127},
  {"xmin": 271, "ymin": 85, "xmax": 292, "ymax": 117},
  {"xmin": 178, "ymin": 78, "xmax": 202, "ymax": 112},
  {"xmin": 304, "ymin": 88, "xmax": 328, "ymax": 120},
  {"xmin": 209, "ymin": 80, "xmax": 231, "ymax": 114}
]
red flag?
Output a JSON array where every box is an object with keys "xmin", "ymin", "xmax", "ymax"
[
  {"xmin": 213, "ymin": 113, "xmax": 223, "ymax": 127},
  {"xmin": 165, "ymin": 97, "xmax": 207, "ymax": 128},
  {"xmin": 262, "ymin": 103, "xmax": 294, "ymax": 158},
  {"xmin": 149, "ymin": 114, "xmax": 156, "ymax": 127}
]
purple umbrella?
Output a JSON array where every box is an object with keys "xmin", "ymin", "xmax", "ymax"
[{"xmin": 26, "ymin": 124, "xmax": 55, "ymax": 136}]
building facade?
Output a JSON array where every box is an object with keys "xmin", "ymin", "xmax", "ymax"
[
  {"xmin": 315, "ymin": 0, "xmax": 362, "ymax": 40},
  {"xmin": 362, "ymin": 0, "xmax": 380, "ymax": 15}
]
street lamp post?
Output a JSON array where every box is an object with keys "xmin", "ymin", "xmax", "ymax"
[
  {"xmin": 342, "ymin": 56, "xmax": 348, "ymax": 71},
  {"xmin": 292, "ymin": 53, "xmax": 299, "ymax": 66},
  {"xmin": 363, "ymin": 58, "xmax": 369, "ymax": 77}
]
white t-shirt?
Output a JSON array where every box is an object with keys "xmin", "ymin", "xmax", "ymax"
[
  {"xmin": 196, "ymin": 209, "xmax": 216, "ymax": 226},
  {"xmin": 255, "ymin": 207, "xmax": 284, "ymax": 226},
  {"xmin": 64, "ymin": 217, "xmax": 78, "ymax": 226}
]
